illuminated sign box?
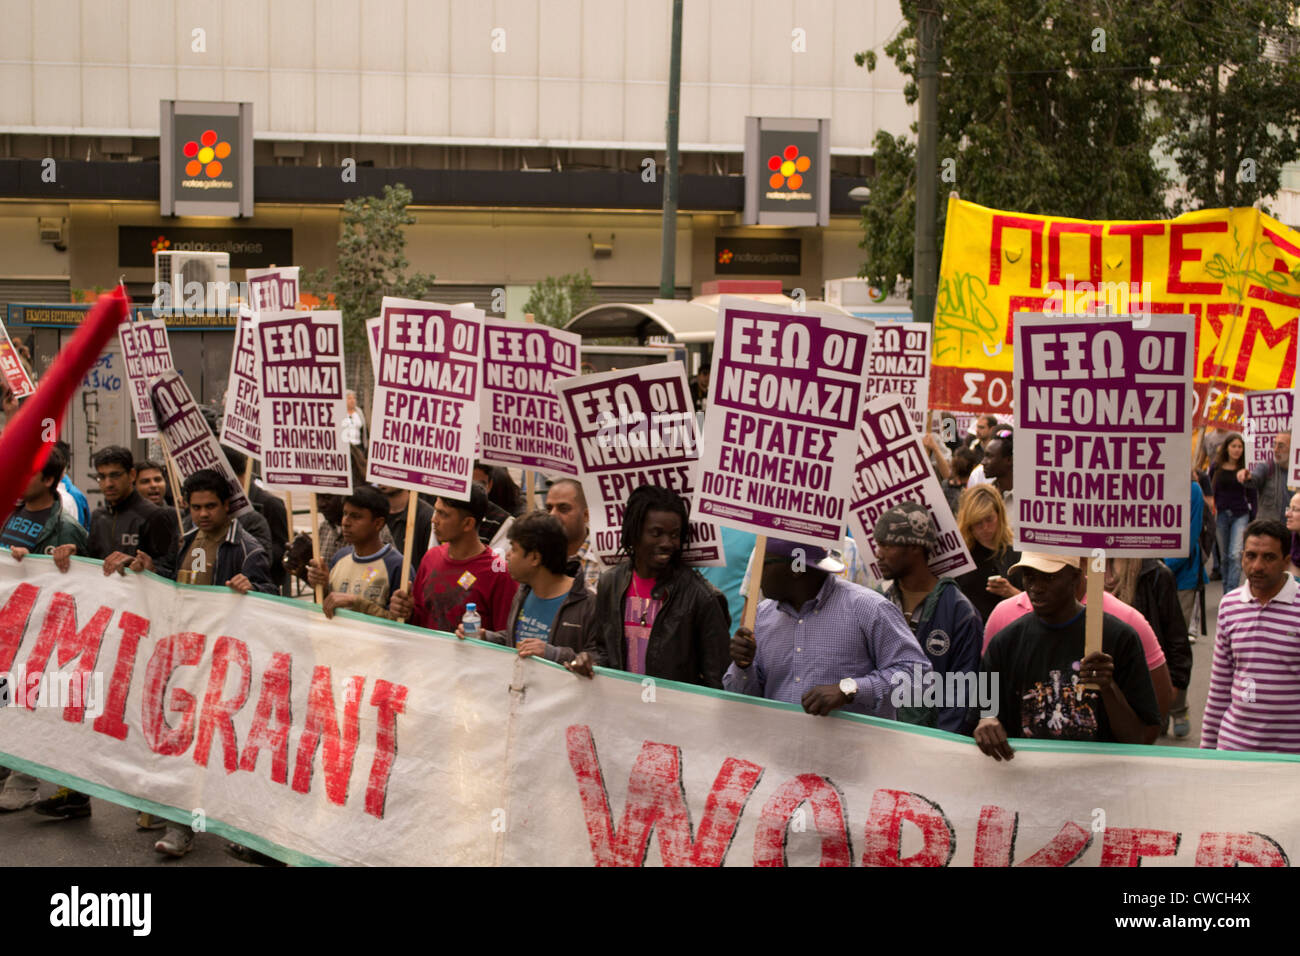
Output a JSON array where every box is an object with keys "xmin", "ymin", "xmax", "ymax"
[
  {"xmin": 160, "ymin": 100, "xmax": 254, "ymax": 218},
  {"xmin": 743, "ymin": 117, "xmax": 830, "ymax": 227}
]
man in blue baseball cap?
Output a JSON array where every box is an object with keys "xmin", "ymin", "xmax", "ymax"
[{"xmin": 724, "ymin": 537, "xmax": 930, "ymax": 717}]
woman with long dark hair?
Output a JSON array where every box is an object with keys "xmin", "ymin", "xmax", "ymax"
[{"xmin": 1210, "ymin": 432, "xmax": 1255, "ymax": 592}]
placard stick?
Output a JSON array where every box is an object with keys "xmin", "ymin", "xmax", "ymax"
[
  {"xmin": 1081, "ymin": 558, "xmax": 1105, "ymax": 693},
  {"xmin": 241, "ymin": 457, "xmax": 253, "ymax": 497},
  {"xmin": 309, "ymin": 493, "xmax": 323, "ymax": 604},
  {"xmin": 742, "ymin": 535, "xmax": 766, "ymax": 633},
  {"xmin": 400, "ymin": 492, "xmax": 419, "ymax": 588},
  {"xmin": 158, "ymin": 442, "xmax": 186, "ymax": 537}
]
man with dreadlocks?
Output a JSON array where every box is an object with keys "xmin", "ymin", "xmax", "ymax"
[{"xmin": 567, "ymin": 485, "xmax": 731, "ymax": 687}]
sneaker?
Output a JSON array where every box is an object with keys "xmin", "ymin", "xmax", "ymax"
[
  {"xmin": 136, "ymin": 812, "xmax": 167, "ymax": 831},
  {"xmin": 1187, "ymin": 632, "xmax": 1197, "ymax": 644},
  {"xmin": 155, "ymin": 826, "xmax": 194, "ymax": 858},
  {"xmin": 1173, "ymin": 712, "xmax": 1191, "ymax": 738},
  {"xmin": 33, "ymin": 787, "xmax": 91, "ymax": 819},
  {"xmin": 225, "ymin": 842, "xmax": 287, "ymax": 867},
  {"xmin": 0, "ymin": 773, "xmax": 40, "ymax": 811}
]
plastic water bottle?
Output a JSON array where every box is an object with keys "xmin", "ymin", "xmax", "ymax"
[{"xmin": 461, "ymin": 603, "xmax": 481, "ymax": 638}]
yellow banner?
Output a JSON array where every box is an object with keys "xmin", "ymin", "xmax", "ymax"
[{"xmin": 932, "ymin": 197, "xmax": 1300, "ymax": 427}]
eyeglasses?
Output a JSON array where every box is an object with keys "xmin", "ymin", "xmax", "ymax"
[{"xmin": 95, "ymin": 471, "xmax": 127, "ymax": 482}]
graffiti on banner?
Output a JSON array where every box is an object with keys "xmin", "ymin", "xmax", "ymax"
[
  {"xmin": 118, "ymin": 318, "xmax": 174, "ymax": 438},
  {"xmin": 479, "ymin": 318, "xmax": 580, "ymax": 477},
  {"xmin": 694, "ymin": 296, "xmax": 874, "ymax": 548},
  {"xmin": 1013, "ymin": 313, "xmax": 1193, "ymax": 556},
  {"xmin": 554, "ymin": 361, "xmax": 723, "ymax": 566},
  {"xmin": 865, "ymin": 322, "xmax": 930, "ymax": 434},
  {"xmin": 933, "ymin": 196, "xmax": 1300, "ymax": 428},
  {"xmin": 848, "ymin": 395, "xmax": 974, "ymax": 580},
  {"xmin": 150, "ymin": 369, "xmax": 252, "ymax": 517},
  {"xmin": 219, "ymin": 305, "xmax": 261, "ymax": 458},
  {"xmin": 245, "ymin": 266, "xmax": 300, "ymax": 314},
  {"xmin": 365, "ymin": 298, "xmax": 483, "ymax": 498},
  {"xmin": 255, "ymin": 311, "xmax": 351, "ymax": 492}
]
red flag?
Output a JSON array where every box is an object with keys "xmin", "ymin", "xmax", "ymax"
[{"xmin": 0, "ymin": 287, "xmax": 130, "ymax": 530}]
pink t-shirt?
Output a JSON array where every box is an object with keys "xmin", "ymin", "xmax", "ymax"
[{"xmin": 982, "ymin": 591, "xmax": 1167, "ymax": 672}]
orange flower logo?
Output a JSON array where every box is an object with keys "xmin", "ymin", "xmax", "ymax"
[
  {"xmin": 768, "ymin": 145, "xmax": 811, "ymax": 190},
  {"xmin": 150, "ymin": 235, "xmax": 171, "ymax": 252},
  {"xmin": 182, "ymin": 129, "xmax": 231, "ymax": 178},
  {"xmin": 717, "ymin": 248, "xmax": 734, "ymax": 265}
]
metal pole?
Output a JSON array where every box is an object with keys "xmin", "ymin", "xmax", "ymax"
[
  {"xmin": 659, "ymin": 0, "xmax": 684, "ymax": 300},
  {"xmin": 912, "ymin": 0, "xmax": 941, "ymax": 324}
]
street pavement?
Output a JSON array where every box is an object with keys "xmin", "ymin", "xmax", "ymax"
[{"xmin": 0, "ymin": 581, "xmax": 1224, "ymax": 865}]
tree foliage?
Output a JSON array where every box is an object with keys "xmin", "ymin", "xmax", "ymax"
[
  {"xmin": 856, "ymin": 0, "xmax": 1300, "ymax": 291},
  {"xmin": 1154, "ymin": 0, "xmax": 1300, "ymax": 212},
  {"xmin": 521, "ymin": 269, "xmax": 598, "ymax": 328},
  {"xmin": 304, "ymin": 183, "xmax": 436, "ymax": 394}
]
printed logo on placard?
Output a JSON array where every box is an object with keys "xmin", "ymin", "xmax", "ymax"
[{"xmin": 925, "ymin": 631, "xmax": 951, "ymax": 657}]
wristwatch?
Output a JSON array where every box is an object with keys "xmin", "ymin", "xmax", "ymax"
[{"xmin": 839, "ymin": 678, "xmax": 858, "ymax": 700}]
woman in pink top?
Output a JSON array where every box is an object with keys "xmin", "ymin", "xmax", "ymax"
[{"xmin": 982, "ymin": 555, "xmax": 1173, "ymax": 720}]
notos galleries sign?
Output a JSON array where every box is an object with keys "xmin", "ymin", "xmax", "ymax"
[
  {"xmin": 160, "ymin": 100, "xmax": 254, "ymax": 218},
  {"xmin": 743, "ymin": 117, "xmax": 830, "ymax": 227}
]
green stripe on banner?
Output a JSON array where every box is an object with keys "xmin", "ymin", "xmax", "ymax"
[{"xmin": 0, "ymin": 749, "xmax": 332, "ymax": 867}]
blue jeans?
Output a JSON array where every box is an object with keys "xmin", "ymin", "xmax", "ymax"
[{"xmin": 1217, "ymin": 510, "xmax": 1249, "ymax": 592}]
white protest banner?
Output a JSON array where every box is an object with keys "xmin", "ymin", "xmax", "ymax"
[
  {"xmin": 479, "ymin": 318, "xmax": 581, "ymax": 477},
  {"xmin": 149, "ymin": 369, "xmax": 252, "ymax": 517},
  {"xmin": 366, "ymin": 298, "xmax": 483, "ymax": 497},
  {"xmin": 554, "ymin": 361, "xmax": 723, "ymax": 566},
  {"xmin": 3, "ymin": 558, "xmax": 1297, "ymax": 866},
  {"xmin": 118, "ymin": 318, "xmax": 174, "ymax": 438},
  {"xmin": 0, "ymin": 318, "xmax": 34, "ymax": 398},
  {"xmin": 256, "ymin": 310, "xmax": 352, "ymax": 493},
  {"xmin": 865, "ymin": 322, "xmax": 930, "ymax": 434},
  {"xmin": 219, "ymin": 305, "xmax": 261, "ymax": 458},
  {"xmin": 1014, "ymin": 313, "xmax": 1193, "ymax": 557},
  {"xmin": 848, "ymin": 395, "xmax": 974, "ymax": 580},
  {"xmin": 245, "ymin": 266, "xmax": 300, "ymax": 314},
  {"xmin": 1243, "ymin": 389, "xmax": 1292, "ymax": 470},
  {"xmin": 694, "ymin": 297, "xmax": 874, "ymax": 548}
]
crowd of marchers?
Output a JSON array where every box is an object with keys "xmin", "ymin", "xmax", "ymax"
[{"xmin": 1, "ymin": 384, "xmax": 1297, "ymax": 864}]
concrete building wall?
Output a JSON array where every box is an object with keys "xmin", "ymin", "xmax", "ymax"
[{"xmin": 0, "ymin": 0, "xmax": 910, "ymax": 151}]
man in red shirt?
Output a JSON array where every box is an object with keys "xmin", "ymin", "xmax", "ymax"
[{"xmin": 390, "ymin": 483, "xmax": 516, "ymax": 633}]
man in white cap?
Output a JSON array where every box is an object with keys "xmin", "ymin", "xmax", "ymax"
[
  {"xmin": 725, "ymin": 538, "xmax": 930, "ymax": 718},
  {"xmin": 974, "ymin": 552, "xmax": 1160, "ymax": 761}
]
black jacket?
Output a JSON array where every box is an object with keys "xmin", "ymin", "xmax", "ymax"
[
  {"xmin": 1130, "ymin": 558, "xmax": 1193, "ymax": 690},
  {"xmin": 249, "ymin": 484, "xmax": 289, "ymax": 591},
  {"xmin": 955, "ymin": 542, "xmax": 1022, "ymax": 624},
  {"xmin": 591, "ymin": 560, "xmax": 731, "ymax": 688},
  {"xmin": 482, "ymin": 574, "xmax": 596, "ymax": 664},
  {"xmin": 172, "ymin": 520, "xmax": 276, "ymax": 593},
  {"xmin": 88, "ymin": 490, "xmax": 178, "ymax": 577}
]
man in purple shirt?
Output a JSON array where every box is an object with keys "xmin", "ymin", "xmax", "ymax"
[{"xmin": 725, "ymin": 538, "xmax": 930, "ymax": 717}]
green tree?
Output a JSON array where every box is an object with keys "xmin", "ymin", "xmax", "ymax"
[
  {"xmin": 304, "ymin": 183, "xmax": 436, "ymax": 396},
  {"xmin": 1154, "ymin": 0, "xmax": 1300, "ymax": 213},
  {"xmin": 521, "ymin": 270, "xmax": 598, "ymax": 328},
  {"xmin": 855, "ymin": 0, "xmax": 1176, "ymax": 291}
]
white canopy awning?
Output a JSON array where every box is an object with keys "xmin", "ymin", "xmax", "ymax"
[{"xmin": 565, "ymin": 296, "xmax": 854, "ymax": 344}]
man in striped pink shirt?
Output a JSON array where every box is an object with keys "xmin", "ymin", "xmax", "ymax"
[{"xmin": 1203, "ymin": 519, "xmax": 1300, "ymax": 754}]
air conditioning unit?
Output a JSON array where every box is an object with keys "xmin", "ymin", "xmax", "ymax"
[
  {"xmin": 155, "ymin": 250, "xmax": 231, "ymax": 311},
  {"xmin": 38, "ymin": 217, "xmax": 66, "ymax": 244}
]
